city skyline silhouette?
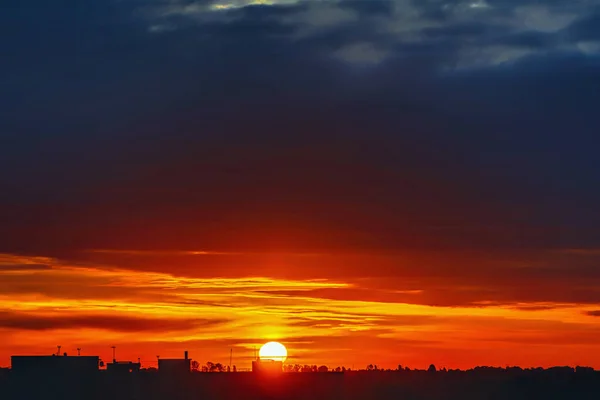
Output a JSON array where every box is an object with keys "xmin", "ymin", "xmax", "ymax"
[{"xmin": 2, "ymin": 348, "xmax": 599, "ymax": 400}]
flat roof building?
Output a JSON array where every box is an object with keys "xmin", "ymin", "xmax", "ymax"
[
  {"xmin": 158, "ymin": 351, "xmax": 191, "ymax": 374},
  {"xmin": 107, "ymin": 361, "xmax": 141, "ymax": 373},
  {"xmin": 11, "ymin": 355, "xmax": 99, "ymax": 376}
]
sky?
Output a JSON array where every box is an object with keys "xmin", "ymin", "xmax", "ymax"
[{"xmin": 1, "ymin": 0, "xmax": 600, "ymax": 370}]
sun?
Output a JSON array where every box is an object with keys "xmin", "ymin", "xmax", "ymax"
[{"xmin": 259, "ymin": 341, "xmax": 287, "ymax": 362}]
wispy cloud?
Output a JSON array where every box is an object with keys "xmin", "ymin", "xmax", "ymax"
[
  {"xmin": 557, "ymin": 248, "xmax": 600, "ymax": 256},
  {"xmin": 0, "ymin": 264, "xmax": 51, "ymax": 271},
  {"xmin": 87, "ymin": 249, "xmax": 244, "ymax": 256},
  {"xmin": 87, "ymin": 249, "xmax": 329, "ymax": 257},
  {"xmin": 1, "ymin": 253, "xmax": 600, "ymax": 369},
  {"xmin": 0, "ymin": 254, "xmax": 55, "ymax": 269},
  {"xmin": 140, "ymin": 0, "xmax": 600, "ymax": 67}
]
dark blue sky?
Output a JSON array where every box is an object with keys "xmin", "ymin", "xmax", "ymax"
[{"xmin": 1, "ymin": 0, "xmax": 599, "ymax": 259}]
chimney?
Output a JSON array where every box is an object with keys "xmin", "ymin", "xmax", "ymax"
[{"xmin": 184, "ymin": 351, "xmax": 188, "ymax": 360}]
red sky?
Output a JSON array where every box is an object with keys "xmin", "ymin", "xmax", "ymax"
[{"xmin": 2, "ymin": 249, "xmax": 599, "ymax": 370}]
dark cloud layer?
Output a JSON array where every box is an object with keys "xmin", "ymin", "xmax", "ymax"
[
  {"xmin": 1, "ymin": 1, "xmax": 599, "ymax": 288},
  {"xmin": 585, "ymin": 310, "xmax": 600, "ymax": 317},
  {"xmin": 0, "ymin": 264, "xmax": 51, "ymax": 271},
  {"xmin": 0, "ymin": 311, "xmax": 227, "ymax": 332}
]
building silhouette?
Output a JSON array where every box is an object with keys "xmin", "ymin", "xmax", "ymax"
[
  {"xmin": 107, "ymin": 360, "xmax": 141, "ymax": 373},
  {"xmin": 11, "ymin": 355, "xmax": 99, "ymax": 376},
  {"xmin": 158, "ymin": 350, "xmax": 191, "ymax": 374}
]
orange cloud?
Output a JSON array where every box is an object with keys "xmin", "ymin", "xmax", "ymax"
[{"xmin": 1, "ymin": 252, "xmax": 600, "ymax": 370}]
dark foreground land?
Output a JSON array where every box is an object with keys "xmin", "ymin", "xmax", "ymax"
[{"xmin": 1, "ymin": 368, "xmax": 600, "ymax": 400}]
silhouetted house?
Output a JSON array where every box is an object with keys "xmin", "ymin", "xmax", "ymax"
[
  {"xmin": 158, "ymin": 351, "xmax": 191, "ymax": 374},
  {"xmin": 107, "ymin": 361, "xmax": 141, "ymax": 373},
  {"xmin": 252, "ymin": 359, "xmax": 282, "ymax": 374},
  {"xmin": 11, "ymin": 355, "xmax": 99, "ymax": 376}
]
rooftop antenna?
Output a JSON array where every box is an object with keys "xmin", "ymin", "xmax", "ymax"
[
  {"xmin": 111, "ymin": 346, "xmax": 116, "ymax": 363},
  {"xmin": 156, "ymin": 355, "xmax": 160, "ymax": 366},
  {"xmin": 56, "ymin": 345, "xmax": 62, "ymax": 356},
  {"xmin": 77, "ymin": 348, "xmax": 81, "ymax": 356},
  {"xmin": 229, "ymin": 348, "xmax": 233, "ymax": 368}
]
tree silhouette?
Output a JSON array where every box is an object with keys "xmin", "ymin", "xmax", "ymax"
[{"xmin": 283, "ymin": 364, "xmax": 294, "ymax": 372}]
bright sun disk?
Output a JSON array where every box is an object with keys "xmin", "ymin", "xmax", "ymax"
[{"xmin": 259, "ymin": 341, "xmax": 287, "ymax": 362}]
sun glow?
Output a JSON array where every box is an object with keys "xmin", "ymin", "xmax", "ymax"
[{"xmin": 259, "ymin": 341, "xmax": 287, "ymax": 362}]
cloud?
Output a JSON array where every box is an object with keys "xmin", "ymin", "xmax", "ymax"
[
  {"xmin": 0, "ymin": 311, "xmax": 227, "ymax": 332},
  {"xmin": 88, "ymin": 249, "xmax": 242, "ymax": 256},
  {"xmin": 0, "ymin": 253, "xmax": 600, "ymax": 368},
  {"xmin": 0, "ymin": 254, "xmax": 55, "ymax": 267},
  {"xmin": 0, "ymin": 264, "xmax": 51, "ymax": 271},
  {"xmin": 87, "ymin": 249, "xmax": 327, "ymax": 257},
  {"xmin": 287, "ymin": 314, "xmax": 438, "ymax": 329},
  {"xmin": 513, "ymin": 5, "xmax": 579, "ymax": 33},
  {"xmin": 585, "ymin": 310, "xmax": 600, "ymax": 317},
  {"xmin": 2, "ymin": 2, "xmax": 599, "ymax": 253},
  {"xmin": 283, "ymin": 2, "xmax": 358, "ymax": 30},
  {"xmin": 133, "ymin": 0, "xmax": 600, "ymax": 69},
  {"xmin": 511, "ymin": 304, "xmax": 567, "ymax": 312},
  {"xmin": 334, "ymin": 42, "xmax": 388, "ymax": 64},
  {"xmin": 6, "ymin": 247, "xmax": 600, "ymax": 307}
]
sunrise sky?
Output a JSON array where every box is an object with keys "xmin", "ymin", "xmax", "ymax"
[{"xmin": 2, "ymin": 0, "xmax": 600, "ymax": 370}]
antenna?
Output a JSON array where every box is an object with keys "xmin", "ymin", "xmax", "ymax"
[
  {"xmin": 111, "ymin": 346, "xmax": 116, "ymax": 363},
  {"xmin": 77, "ymin": 348, "xmax": 81, "ymax": 356},
  {"xmin": 56, "ymin": 345, "xmax": 62, "ymax": 356},
  {"xmin": 229, "ymin": 348, "xmax": 233, "ymax": 368}
]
